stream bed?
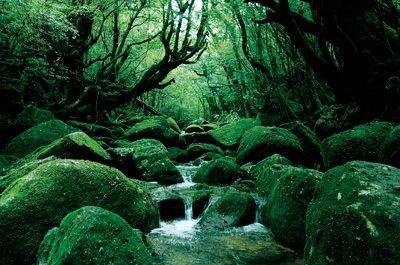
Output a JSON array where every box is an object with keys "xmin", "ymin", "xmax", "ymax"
[{"xmin": 147, "ymin": 161, "xmax": 301, "ymax": 265}]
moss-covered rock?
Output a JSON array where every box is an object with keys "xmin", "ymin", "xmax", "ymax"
[
  {"xmin": 305, "ymin": 161, "xmax": 400, "ymax": 265},
  {"xmin": 36, "ymin": 206, "xmax": 153, "ymax": 265},
  {"xmin": 250, "ymin": 154, "xmax": 292, "ymax": 181},
  {"xmin": 202, "ymin": 123, "xmax": 219, "ymax": 131},
  {"xmin": 0, "ymin": 159, "xmax": 157, "ymax": 265},
  {"xmin": 111, "ymin": 139, "xmax": 182, "ymax": 184},
  {"xmin": 236, "ymin": 126, "xmax": 303, "ymax": 165},
  {"xmin": 380, "ymin": 125, "xmax": 400, "ymax": 168},
  {"xmin": 321, "ymin": 122, "xmax": 392, "ymax": 168},
  {"xmin": 208, "ymin": 118, "xmax": 260, "ymax": 148},
  {"xmin": 280, "ymin": 121, "xmax": 322, "ymax": 165},
  {"xmin": 166, "ymin": 117, "xmax": 181, "ymax": 133},
  {"xmin": 256, "ymin": 163, "xmax": 291, "ymax": 198},
  {"xmin": 187, "ymin": 143, "xmax": 224, "ymax": 160},
  {"xmin": 167, "ymin": 147, "xmax": 189, "ymax": 163},
  {"xmin": 2, "ymin": 119, "xmax": 79, "ymax": 158},
  {"xmin": 198, "ymin": 190, "xmax": 256, "ymax": 230},
  {"xmin": 262, "ymin": 166, "xmax": 322, "ymax": 251},
  {"xmin": 185, "ymin": 124, "xmax": 205, "ymax": 133},
  {"xmin": 0, "ymin": 155, "xmax": 18, "ymax": 176},
  {"xmin": 14, "ymin": 105, "xmax": 55, "ymax": 130},
  {"xmin": 193, "ymin": 157, "xmax": 246, "ymax": 185},
  {"xmin": 124, "ymin": 116, "xmax": 179, "ymax": 145},
  {"xmin": 31, "ymin": 132, "xmax": 111, "ymax": 163},
  {"xmin": 67, "ymin": 120, "xmax": 114, "ymax": 138}
]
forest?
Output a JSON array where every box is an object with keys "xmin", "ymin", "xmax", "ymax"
[{"xmin": 0, "ymin": 0, "xmax": 399, "ymax": 264}]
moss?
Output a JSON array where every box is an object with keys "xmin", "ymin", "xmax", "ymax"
[
  {"xmin": 262, "ymin": 166, "xmax": 322, "ymax": 251},
  {"xmin": 187, "ymin": 143, "xmax": 224, "ymax": 160},
  {"xmin": 67, "ymin": 120, "xmax": 113, "ymax": 138},
  {"xmin": 31, "ymin": 132, "xmax": 111, "ymax": 162},
  {"xmin": 36, "ymin": 206, "xmax": 153, "ymax": 265},
  {"xmin": 14, "ymin": 105, "xmax": 54, "ymax": 130},
  {"xmin": 124, "ymin": 116, "xmax": 179, "ymax": 145},
  {"xmin": 305, "ymin": 161, "xmax": 400, "ymax": 265},
  {"xmin": 0, "ymin": 159, "xmax": 158, "ymax": 265},
  {"xmin": 167, "ymin": 147, "xmax": 189, "ymax": 163},
  {"xmin": 321, "ymin": 121, "xmax": 392, "ymax": 168},
  {"xmin": 236, "ymin": 126, "xmax": 303, "ymax": 165},
  {"xmin": 199, "ymin": 190, "xmax": 256, "ymax": 230},
  {"xmin": 256, "ymin": 163, "xmax": 290, "ymax": 197},
  {"xmin": 0, "ymin": 155, "xmax": 18, "ymax": 175},
  {"xmin": 3, "ymin": 119, "xmax": 79, "ymax": 158},
  {"xmin": 208, "ymin": 118, "xmax": 260, "ymax": 148},
  {"xmin": 193, "ymin": 157, "xmax": 245, "ymax": 185},
  {"xmin": 250, "ymin": 154, "xmax": 292, "ymax": 180},
  {"xmin": 380, "ymin": 125, "xmax": 400, "ymax": 167},
  {"xmin": 185, "ymin": 124, "xmax": 205, "ymax": 133}
]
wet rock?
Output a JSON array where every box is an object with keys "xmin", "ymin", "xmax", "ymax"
[
  {"xmin": 159, "ymin": 198, "xmax": 185, "ymax": 221},
  {"xmin": 2, "ymin": 119, "xmax": 79, "ymax": 158},
  {"xmin": 193, "ymin": 152, "xmax": 223, "ymax": 164},
  {"xmin": 37, "ymin": 206, "xmax": 153, "ymax": 265},
  {"xmin": 321, "ymin": 121, "xmax": 392, "ymax": 168},
  {"xmin": 185, "ymin": 124, "xmax": 205, "ymax": 133},
  {"xmin": 250, "ymin": 154, "xmax": 292, "ymax": 180},
  {"xmin": 0, "ymin": 155, "xmax": 18, "ymax": 176},
  {"xmin": 199, "ymin": 190, "xmax": 256, "ymax": 230},
  {"xmin": 187, "ymin": 143, "xmax": 224, "ymax": 160},
  {"xmin": 380, "ymin": 124, "xmax": 400, "ymax": 167},
  {"xmin": 236, "ymin": 126, "xmax": 303, "ymax": 165},
  {"xmin": 262, "ymin": 166, "xmax": 322, "ymax": 251},
  {"xmin": 0, "ymin": 159, "xmax": 157, "ymax": 265},
  {"xmin": 124, "ymin": 116, "xmax": 179, "ymax": 145},
  {"xmin": 167, "ymin": 147, "xmax": 189, "ymax": 163},
  {"xmin": 202, "ymin": 123, "xmax": 219, "ymax": 131},
  {"xmin": 67, "ymin": 120, "xmax": 114, "ymax": 138},
  {"xmin": 305, "ymin": 161, "xmax": 400, "ymax": 265},
  {"xmin": 208, "ymin": 118, "xmax": 259, "ymax": 148},
  {"xmin": 193, "ymin": 194, "xmax": 211, "ymax": 219},
  {"xmin": 193, "ymin": 157, "xmax": 246, "ymax": 185}
]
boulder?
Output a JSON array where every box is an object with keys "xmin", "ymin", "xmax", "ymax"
[
  {"xmin": 67, "ymin": 120, "xmax": 114, "ymax": 138},
  {"xmin": 208, "ymin": 118, "xmax": 259, "ymax": 148},
  {"xmin": 2, "ymin": 119, "xmax": 78, "ymax": 158},
  {"xmin": 305, "ymin": 161, "xmax": 400, "ymax": 265},
  {"xmin": 0, "ymin": 155, "xmax": 18, "ymax": 176},
  {"xmin": 250, "ymin": 154, "xmax": 292, "ymax": 180},
  {"xmin": 256, "ymin": 163, "xmax": 290, "ymax": 197},
  {"xmin": 321, "ymin": 122, "xmax": 392, "ymax": 168},
  {"xmin": 236, "ymin": 126, "xmax": 303, "ymax": 165},
  {"xmin": 193, "ymin": 157, "xmax": 246, "ymax": 185},
  {"xmin": 202, "ymin": 123, "xmax": 219, "ymax": 131},
  {"xmin": 37, "ymin": 206, "xmax": 153, "ymax": 265},
  {"xmin": 158, "ymin": 198, "xmax": 185, "ymax": 221},
  {"xmin": 199, "ymin": 190, "xmax": 256, "ymax": 230},
  {"xmin": 185, "ymin": 124, "xmax": 205, "ymax": 133},
  {"xmin": 0, "ymin": 159, "xmax": 157, "ymax": 265},
  {"xmin": 124, "ymin": 116, "xmax": 179, "ymax": 145},
  {"xmin": 14, "ymin": 105, "xmax": 54, "ymax": 130},
  {"xmin": 262, "ymin": 166, "xmax": 322, "ymax": 251},
  {"xmin": 167, "ymin": 147, "xmax": 189, "ymax": 163},
  {"xmin": 187, "ymin": 143, "xmax": 224, "ymax": 160},
  {"xmin": 380, "ymin": 125, "xmax": 400, "ymax": 168}
]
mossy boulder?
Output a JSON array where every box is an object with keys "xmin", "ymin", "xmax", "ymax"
[
  {"xmin": 124, "ymin": 116, "xmax": 179, "ymax": 145},
  {"xmin": 167, "ymin": 147, "xmax": 189, "ymax": 163},
  {"xmin": 380, "ymin": 125, "xmax": 400, "ymax": 168},
  {"xmin": 280, "ymin": 121, "xmax": 322, "ymax": 165},
  {"xmin": 67, "ymin": 120, "xmax": 114, "ymax": 138},
  {"xmin": 185, "ymin": 124, "xmax": 205, "ymax": 133},
  {"xmin": 202, "ymin": 123, "xmax": 219, "ymax": 131},
  {"xmin": 14, "ymin": 105, "xmax": 54, "ymax": 130},
  {"xmin": 0, "ymin": 155, "xmax": 18, "ymax": 176},
  {"xmin": 321, "ymin": 122, "xmax": 392, "ymax": 168},
  {"xmin": 0, "ymin": 159, "xmax": 157, "ymax": 265},
  {"xmin": 111, "ymin": 139, "xmax": 182, "ymax": 184},
  {"xmin": 256, "ymin": 163, "xmax": 291, "ymax": 198},
  {"xmin": 236, "ymin": 126, "xmax": 303, "ymax": 165},
  {"xmin": 198, "ymin": 190, "xmax": 256, "ymax": 230},
  {"xmin": 187, "ymin": 143, "xmax": 224, "ymax": 160},
  {"xmin": 305, "ymin": 161, "xmax": 400, "ymax": 265},
  {"xmin": 193, "ymin": 157, "xmax": 246, "ymax": 185},
  {"xmin": 31, "ymin": 132, "xmax": 111, "ymax": 163},
  {"xmin": 36, "ymin": 206, "xmax": 153, "ymax": 265},
  {"xmin": 262, "ymin": 166, "xmax": 322, "ymax": 251},
  {"xmin": 2, "ymin": 119, "xmax": 79, "ymax": 158},
  {"xmin": 250, "ymin": 154, "xmax": 292, "ymax": 180},
  {"xmin": 208, "ymin": 118, "xmax": 260, "ymax": 148}
]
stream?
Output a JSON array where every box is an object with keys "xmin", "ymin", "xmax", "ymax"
[{"xmin": 147, "ymin": 161, "xmax": 299, "ymax": 265}]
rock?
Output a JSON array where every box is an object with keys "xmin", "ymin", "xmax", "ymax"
[
  {"xmin": 0, "ymin": 155, "xmax": 18, "ymax": 175},
  {"xmin": 111, "ymin": 139, "xmax": 182, "ymax": 184},
  {"xmin": 187, "ymin": 143, "xmax": 224, "ymax": 160},
  {"xmin": 321, "ymin": 121, "xmax": 392, "ymax": 168},
  {"xmin": 193, "ymin": 194, "xmax": 211, "ymax": 219},
  {"xmin": 193, "ymin": 152, "xmax": 222, "ymax": 164},
  {"xmin": 124, "ymin": 116, "xmax": 179, "ymax": 145},
  {"xmin": 199, "ymin": 190, "xmax": 256, "ymax": 230},
  {"xmin": 14, "ymin": 105, "xmax": 54, "ymax": 130},
  {"xmin": 159, "ymin": 198, "xmax": 185, "ymax": 221},
  {"xmin": 305, "ymin": 161, "xmax": 400, "ymax": 265},
  {"xmin": 67, "ymin": 120, "xmax": 114, "ymax": 138},
  {"xmin": 202, "ymin": 123, "xmax": 219, "ymax": 131},
  {"xmin": 208, "ymin": 118, "xmax": 260, "ymax": 148},
  {"xmin": 2, "ymin": 119, "xmax": 78, "ymax": 158},
  {"xmin": 381, "ymin": 125, "xmax": 400, "ymax": 167},
  {"xmin": 0, "ymin": 159, "xmax": 157, "ymax": 265},
  {"xmin": 185, "ymin": 124, "xmax": 205, "ymax": 133},
  {"xmin": 166, "ymin": 117, "xmax": 181, "ymax": 133},
  {"xmin": 193, "ymin": 157, "xmax": 246, "ymax": 185},
  {"xmin": 256, "ymin": 163, "xmax": 290, "ymax": 198},
  {"xmin": 167, "ymin": 147, "xmax": 189, "ymax": 163},
  {"xmin": 250, "ymin": 154, "xmax": 292, "ymax": 180},
  {"xmin": 31, "ymin": 132, "xmax": 111, "ymax": 163},
  {"xmin": 280, "ymin": 121, "xmax": 322, "ymax": 165},
  {"xmin": 262, "ymin": 166, "xmax": 322, "ymax": 251},
  {"xmin": 236, "ymin": 126, "xmax": 303, "ymax": 165},
  {"xmin": 37, "ymin": 206, "xmax": 153, "ymax": 265}
]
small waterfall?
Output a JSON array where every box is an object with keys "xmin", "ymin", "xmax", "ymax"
[
  {"xmin": 252, "ymin": 194, "xmax": 265, "ymax": 224},
  {"xmin": 184, "ymin": 197, "xmax": 193, "ymax": 220}
]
